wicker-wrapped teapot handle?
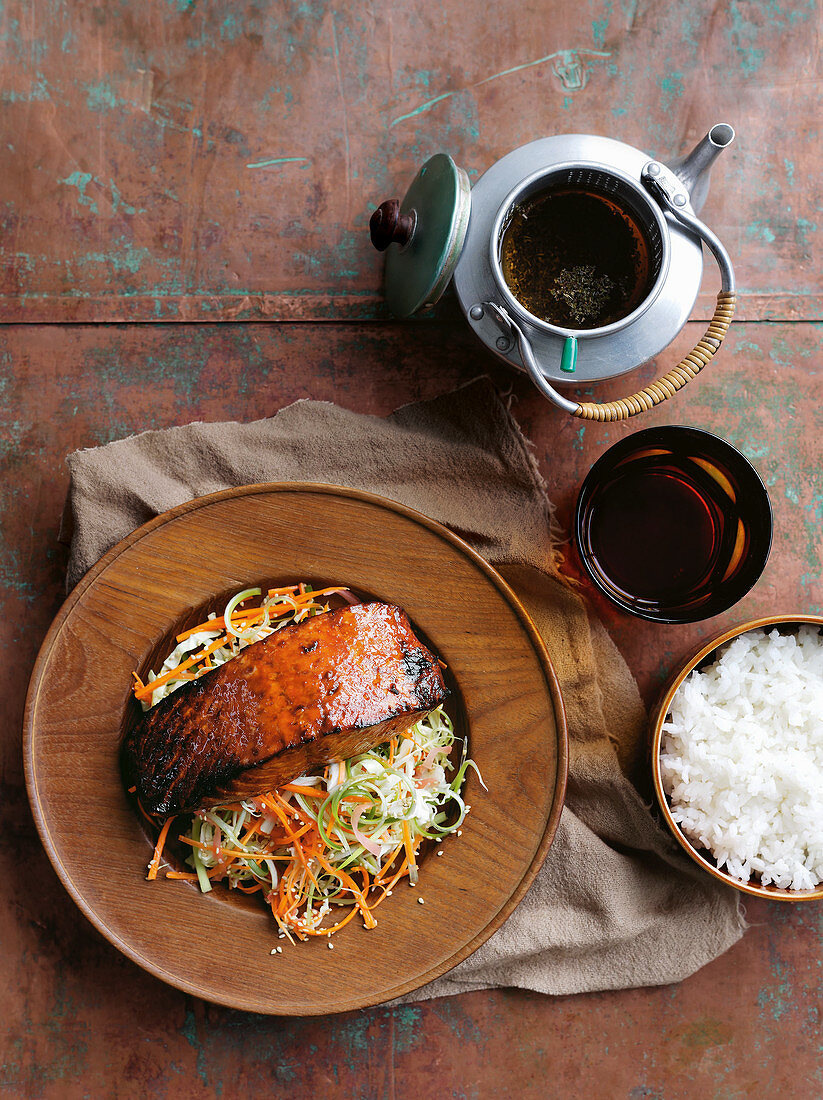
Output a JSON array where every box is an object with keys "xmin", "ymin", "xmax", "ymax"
[{"xmin": 572, "ymin": 290, "xmax": 737, "ymax": 422}]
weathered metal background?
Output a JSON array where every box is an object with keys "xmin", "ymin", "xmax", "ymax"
[
  {"xmin": 2, "ymin": 0, "xmax": 822, "ymax": 1094},
  {"xmin": 1, "ymin": 319, "xmax": 821, "ymax": 1097},
  {"xmin": 1, "ymin": 0, "xmax": 821, "ymax": 321}
]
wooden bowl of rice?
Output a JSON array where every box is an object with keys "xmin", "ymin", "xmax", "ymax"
[{"xmin": 650, "ymin": 615, "xmax": 823, "ymax": 901}]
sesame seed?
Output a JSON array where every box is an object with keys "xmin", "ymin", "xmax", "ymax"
[
  {"xmin": 276, "ymin": 946, "xmax": 283, "ymax": 954},
  {"xmin": 386, "ymin": 890, "xmax": 393, "ymax": 896},
  {"xmin": 417, "ymin": 897, "xmax": 425, "ymax": 905},
  {"xmin": 270, "ymin": 948, "xmax": 277, "ymax": 955},
  {"xmin": 436, "ymin": 850, "xmax": 444, "ymax": 856},
  {"xmin": 328, "ymin": 942, "xmax": 334, "ymax": 950},
  {"xmin": 457, "ymin": 830, "xmax": 462, "ymax": 836}
]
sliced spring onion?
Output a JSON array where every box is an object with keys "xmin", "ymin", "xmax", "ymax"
[{"xmin": 223, "ymin": 587, "xmax": 263, "ymax": 638}]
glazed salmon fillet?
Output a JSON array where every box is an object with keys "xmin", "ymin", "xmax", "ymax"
[{"xmin": 123, "ymin": 602, "xmax": 448, "ymax": 815}]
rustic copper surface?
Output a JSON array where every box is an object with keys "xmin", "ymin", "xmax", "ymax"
[
  {"xmin": 1, "ymin": 1, "xmax": 822, "ymax": 321},
  {"xmin": 2, "ymin": 320, "xmax": 821, "ymax": 1094},
  {"xmin": 3, "ymin": 0, "xmax": 823, "ymax": 1091}
]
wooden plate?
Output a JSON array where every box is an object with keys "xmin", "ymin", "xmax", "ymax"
[{"xmin": 24, "ymin": 484, "xmax": 567, "ymax": 1015}]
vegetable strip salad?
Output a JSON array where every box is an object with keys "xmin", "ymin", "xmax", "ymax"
[{"xmin": 135, "ymin": 584, "xmax": 482, "ymax": 941}]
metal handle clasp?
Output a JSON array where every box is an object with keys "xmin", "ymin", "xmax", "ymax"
[
  {"xmin": 483, "ymin": 302, "xmax": 580, "ymax": 414},
  {"xmin": 641, "ymin": 162, "xmax": 735, "ymax": 295}
]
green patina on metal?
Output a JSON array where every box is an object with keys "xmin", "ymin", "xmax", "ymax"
[
  {"xmin": 83, "ymin": 78, "xmax": 118, "ymax": 111},
  {"xmin": 59, "ymin": 171, "xmax": 98, "ymax": 214},
  {"xmin": 659, "ymin": 70, "xmax": 684, "ymax": 112},
  {"xmin": 180, "ymin": 1006, "xmax": 213, "ymax": 1090},
  {"xmin": 677, "ymin": 1017, "xmax": 734, "ymax": 1049}
]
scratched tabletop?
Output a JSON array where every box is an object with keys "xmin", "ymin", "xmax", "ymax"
[{"xmin": 1, "ymin": 2, "xmax": 821, "ymax": 1098}]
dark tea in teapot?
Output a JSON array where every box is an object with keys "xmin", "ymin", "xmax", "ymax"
[{"xmin": 499, "ymin": 185, "xmax": 656, "ymax": 330}]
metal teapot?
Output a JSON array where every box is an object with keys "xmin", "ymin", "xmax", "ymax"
[{"xmin": 370, "ymin": 125, "xmax": 736, "ymax": 422}]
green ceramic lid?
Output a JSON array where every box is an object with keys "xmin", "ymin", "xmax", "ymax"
[{"xmin": 382, "ymin": 153, "xmax": 471, "ymax": 317}]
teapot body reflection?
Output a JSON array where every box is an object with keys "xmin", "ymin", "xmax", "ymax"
[{"xmin": 371, "ymin": 126, "xmax": 736, "ymax": 422}]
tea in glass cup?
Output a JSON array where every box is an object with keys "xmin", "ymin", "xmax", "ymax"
[{"xmin": 574, "ymin": 426, "xmax": 772, "ymax": 623}]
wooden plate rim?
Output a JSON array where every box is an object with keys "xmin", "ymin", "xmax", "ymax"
[
  {"xmin": 649, "ymin": 613, "xmax": 823, "ymax": 902},
  {"xmin": 24, "ymin": 482, "xmax": 569, "ymax": 1012}
]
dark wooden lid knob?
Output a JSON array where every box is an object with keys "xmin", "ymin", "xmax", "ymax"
[{"xmin": 370, "ymin": 199, "xmax": 416, "ymax": 251}]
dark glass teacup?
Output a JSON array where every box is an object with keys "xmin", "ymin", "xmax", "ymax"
[{"xmin": 574, "ymin": 426, "xmax": 772, "ymax": 624}]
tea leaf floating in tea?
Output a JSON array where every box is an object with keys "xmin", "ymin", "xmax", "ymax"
[{"xmin": 551, "ymin": 265, "xmax": 614, "ymax": 326}]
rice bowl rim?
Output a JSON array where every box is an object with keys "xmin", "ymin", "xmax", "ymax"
[{"xmin": 649, "ymin": 613, "xmax": 823, "ymax": 902}]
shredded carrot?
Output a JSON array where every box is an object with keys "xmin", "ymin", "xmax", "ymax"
[
  {"xmin": 283, "ymin": 820, "xmax": 314, "ymax": 843},
  {"xmin": 313, "ymin": 850, "xmax": 377, "ymax": 929},
  {"xmin": 299, "ymin": 586, "xmax": 354, "ymax": 600},
  {"xmin": 281, "ymin": 783, "xmax": 326, "ymax": 800},
  {"xmin": 370, "ymin": 856, "xmax": 412, "ymax": 908},
  {"xmin": 239, "ymin": 821, "xmax": 261, "ymax": 844},
  {"xmin": 147, "ymin": 818, "xmax": 173, "ymax": 881},
  {"xmin": 178, "ymin": 835, "xmax": 271, "ymax": 860},
  {"xmin": 134, "ymin": 634, "xmax": 228, "ymax": 700},
  {"xmin": 374, "ymin": 842, "xmax": 405, "ymax": 885},
  {"xmin": 233, "ymin": 881, "xmax": 263, "ymax": 894},
  {"xmin": 278, "ymin": 862, "xmax": 307, "ymax": 921},
  {"xmin": 175, "ymin": 618, "xmax": 226, "ymax": 643},
  {"xmin": 273, "ymin": 791, "xmax": 312, "ymax": 826},
  {"xmin": 259, "ymin": 795, "xmax": 313, "ymax": 843},
  {"xmin": 136, "ymin": 799, "xmax": 161, "ymax": 826},
  {"xmin": 174, "ymin": 602, "xmax": 283, "ymax": 642},
  {"xmin": 292, "ymin": 840, "xmax": 321, "ymax": 890},
  {"xmin": 176, "ymin": 604, "xmax": 276, "ymax": 643},
  {"xmin": 402, "ymin": 818, "xmax": 418, "ymax": 879}
]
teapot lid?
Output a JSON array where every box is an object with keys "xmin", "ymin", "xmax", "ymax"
[{"xmin": 370, "ymin": 153, "xmax": 471, "ymax": 317}]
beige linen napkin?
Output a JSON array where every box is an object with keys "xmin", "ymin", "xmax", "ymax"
[{"xmin": 65, "ymin": 378, "xmax": 743, "ymax": 997}]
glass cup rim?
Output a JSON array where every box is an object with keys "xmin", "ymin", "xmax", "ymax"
[{"xmin": 573, "ymin": 425, "xmax": 773, "ymax": 624}]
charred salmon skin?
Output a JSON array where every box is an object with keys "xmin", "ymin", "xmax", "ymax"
[{"xmin": 123, "ymin": 602, "xmax": 448, "ymax": 815}]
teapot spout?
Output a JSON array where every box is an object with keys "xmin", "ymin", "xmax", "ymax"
[{"xmin": 666, "ymin": 123, "xmax": 735, "ymax": 214}]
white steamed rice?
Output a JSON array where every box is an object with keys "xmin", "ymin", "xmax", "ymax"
[{"xmin": 660, "ymin": 625, "xmax": 823, "ymax": 891}]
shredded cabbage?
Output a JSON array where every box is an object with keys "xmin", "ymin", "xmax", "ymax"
[
  {"xmin": 187, "ymin": 705, "xmax": 483, "ymax": 940},
  {"xmin": 140, "ymin": 585, "xmax": 334, "ymax": 710}
]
